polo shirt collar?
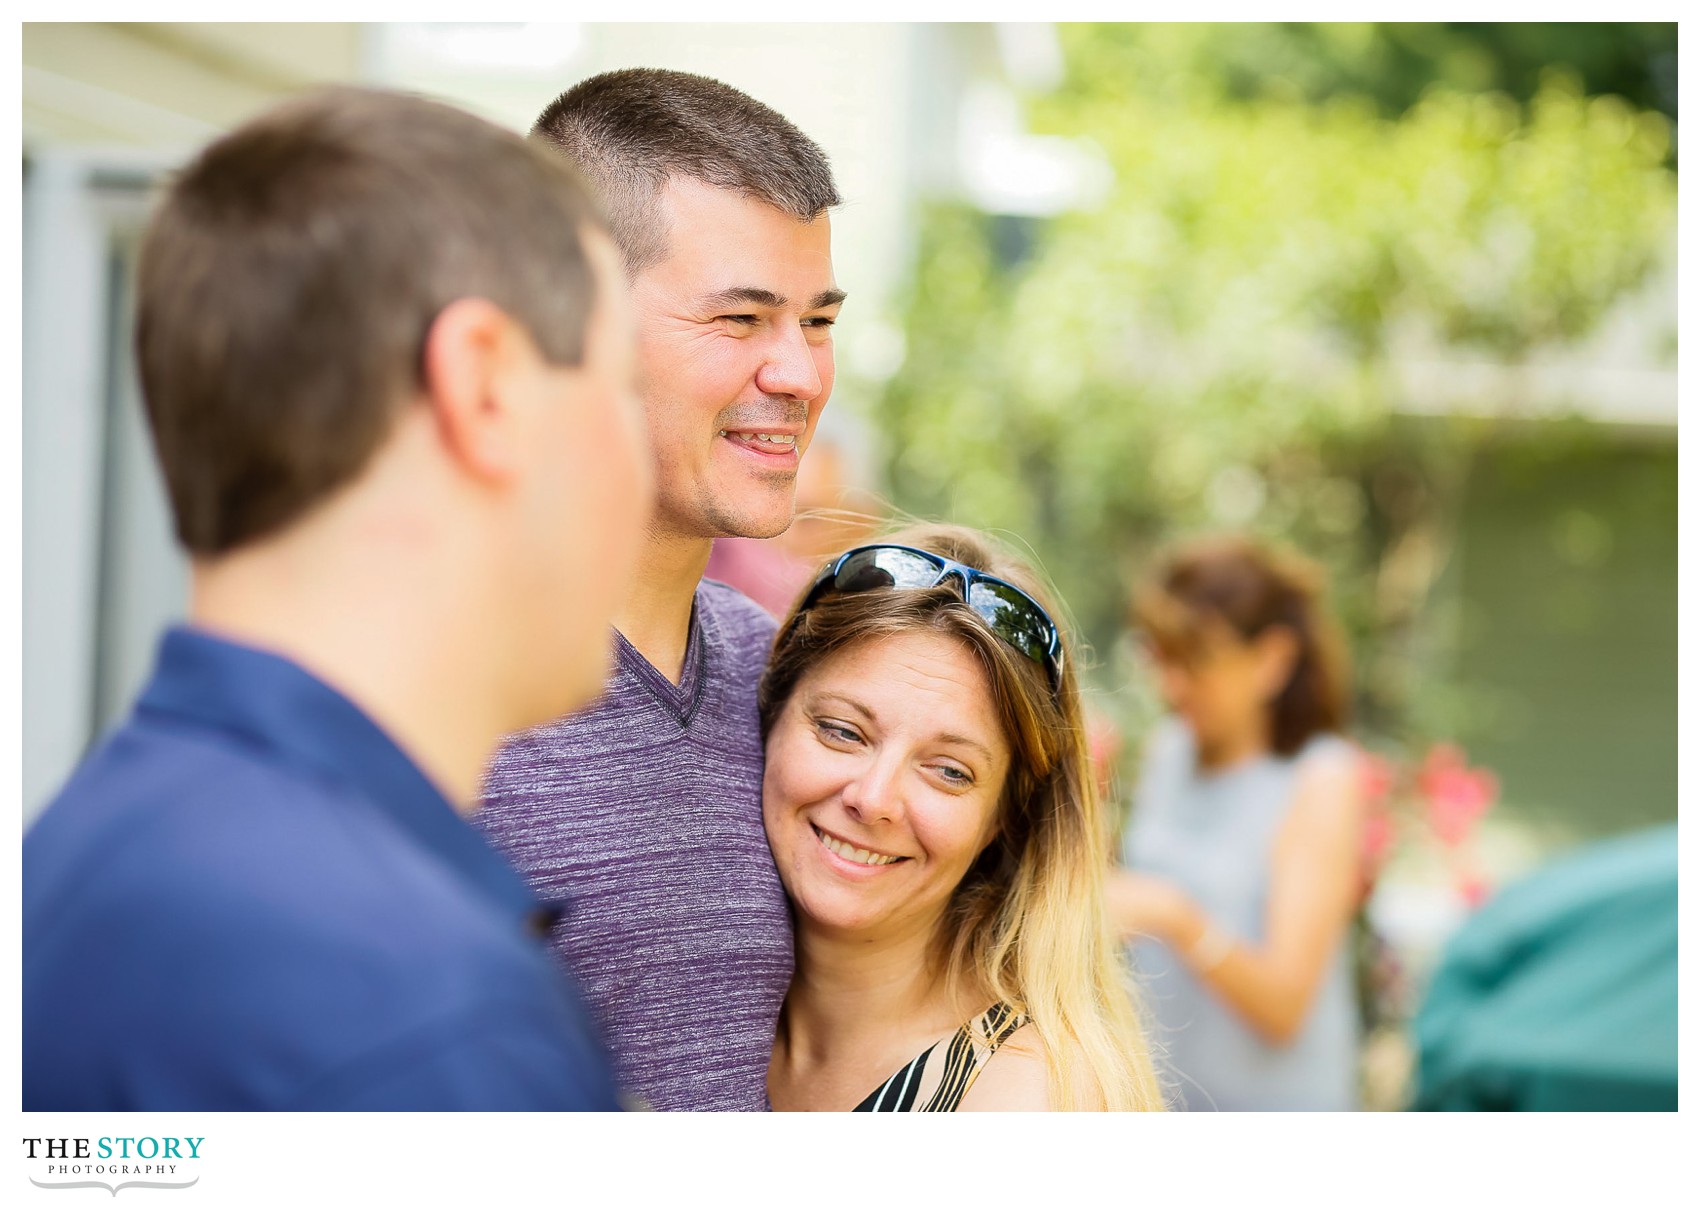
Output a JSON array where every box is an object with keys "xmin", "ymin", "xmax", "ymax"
[{"xmin": 136, "ymin": 625, "xmax": 552, "ymax": 929}]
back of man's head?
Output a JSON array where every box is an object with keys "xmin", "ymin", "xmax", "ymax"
[
  {"xmin": 531, "ymin": 68, "xmax": 840, "ymax": 273},
  {"xmin": 137, "ymin": 86, "xmax": 605, "ymax": 556}
]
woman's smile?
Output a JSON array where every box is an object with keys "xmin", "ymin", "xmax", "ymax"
[
  {"xmin": 763, "ymin": 630, "xmax": 1010, "ymax": 938},
  {"xmin": 811, "ymin": 823, "xmax": 907, "ymax": 868}
]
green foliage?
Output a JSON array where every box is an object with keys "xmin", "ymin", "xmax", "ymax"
[
  {"xmin": 876, "ymin": 26, "xmax": 1675, "ymax": 746},
  {"xmin": 1051, "ymin": 22, "xmax": 1678, "ymax": 123}
]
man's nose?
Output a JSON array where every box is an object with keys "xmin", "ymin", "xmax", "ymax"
[{"xmin": 754, "ymin": 324, "xmax": 824, "ymax": 401}]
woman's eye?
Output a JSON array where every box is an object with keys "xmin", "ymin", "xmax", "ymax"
[
  {"xmin": 933, "ymin": 763, "xmax": 973, "ymax": 787},
  {"xmin": 815, "ymin": 719, "xmax": 861, "ymax": 746}
]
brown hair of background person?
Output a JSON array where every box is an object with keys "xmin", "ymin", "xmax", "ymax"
[
  {"xmin": 1132, "ymin": 535, "xmax": 1351, "ymax": 757},
  {"xmin": 530, "ymin": 67, "xmax": 841, "ymax": 273},
  {"xmin": 136, "ymin": 86, "xmax": 606, "ymax": 555}
]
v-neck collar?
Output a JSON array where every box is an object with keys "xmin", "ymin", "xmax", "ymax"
[{"xmin": 612, "ymin": 590, "xmax": 709, "ymax": 727}]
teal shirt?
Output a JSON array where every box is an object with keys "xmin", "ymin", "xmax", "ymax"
[{"xmin": 1412, "ymin": 824, "xmax": 1676, "ymax": 1111}]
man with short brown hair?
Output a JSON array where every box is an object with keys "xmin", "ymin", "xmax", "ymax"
[
  {"xmin": 478, "ymin": 68, "xmax": 844, "ymax": 1111},
  {"xmin": 25, "ymin": 87, "xmax": 651, "ymax": 1110}
]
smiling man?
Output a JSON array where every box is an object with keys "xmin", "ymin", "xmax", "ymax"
[{"xmin": 476, "ymin": 69, "xmax": 843, "ymax": 1111}]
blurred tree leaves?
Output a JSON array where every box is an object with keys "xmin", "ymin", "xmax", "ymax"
[
  {"xmin": 875, "ymin": 23, "xmax": 1676, "ymax": 742},
  {"xmin": 1053, "ymin": 23, "xmax": 1677, "ymax": 124}
]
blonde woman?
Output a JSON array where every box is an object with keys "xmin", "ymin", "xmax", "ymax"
[{"xmin": 760, "ymin": 524, "xmax": 1164, "ymax": 1111}]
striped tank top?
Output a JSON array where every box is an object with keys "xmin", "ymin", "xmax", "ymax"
[{"xmin": 854, "ymin": 1003, "xmax": 1029, "ymax": 1112}]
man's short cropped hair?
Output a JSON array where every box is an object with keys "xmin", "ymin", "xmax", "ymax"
[
  {"xmin": 530, "ymin": 68, "xmax": 840, "ymax": 273},
  {"xmin": 136, "ymin": 86, "xmax": 606, "ymax": 555}
]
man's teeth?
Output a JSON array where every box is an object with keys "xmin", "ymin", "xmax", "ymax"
[
  {"xmin": 718, "ymin": 430, "xmax": 796, "ymax": 446},
  {"xmin": 816, "ymin": 828, "xmax": 900, "ymax": 866}
]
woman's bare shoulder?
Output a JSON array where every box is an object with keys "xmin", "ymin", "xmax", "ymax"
[{"xmin": 955, "ymin": 1024, "xmax": 1106, "ymax": 1112}]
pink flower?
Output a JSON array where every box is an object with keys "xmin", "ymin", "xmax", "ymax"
[
  {"xmin": 1086, "ymin": 713, "xmax": 1122, "ymax": 799},
  {"xmin": 1362, "ymin": 806, "xmax": 1398, "ymax": 868},
  {"xmin": 1419, "ymin": 744, "xmax": 1499, "ymax": 847},
  {"xmin": 1356, "ymin": 806, "xmax": 1397, "ymax": 903},
  {"xmin": 1416, "ymin": 742, "xmax": 1467, "ymax": 795},
  {"xmin": 1456, "ymin": 874, "xmax": 1491, "ymax": 908},
  {"xmin": 1358, "ymin": 749, "xmax": 1397, "ymax": 807}
]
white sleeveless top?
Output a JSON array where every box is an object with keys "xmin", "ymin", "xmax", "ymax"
[{"xmin": 1122, "ymin": 718, "xmax": 1360, "ymax": 1111}]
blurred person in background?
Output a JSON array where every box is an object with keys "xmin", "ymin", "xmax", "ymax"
[
  {"xmin": 761, "ymin": 525, "xmax": 1165, "ymax": 1111},
  {"xmin": 24, "ymin": 89, "xmax": 650, "ymax": 1110},
  {"xmin": 476, "ymin": 68, "xmax": 845, "ymax": 1111},
  {"xmin": 1109, "ymin": 536, "xmax": 1366, "ymax": 1111}
]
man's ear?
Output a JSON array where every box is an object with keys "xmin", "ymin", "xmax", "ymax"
[{"xmin": 420, "ymin": 297, "xmax": 527, "ymax": 483}]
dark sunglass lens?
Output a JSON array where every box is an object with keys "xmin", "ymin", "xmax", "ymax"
[
  {"xmin": 833, "ymin": 548, "xmax": 942, "ymax": 595},
  {"xmin": 967, "ymin": 581, "xmax": 1051, "ymax": 663}
]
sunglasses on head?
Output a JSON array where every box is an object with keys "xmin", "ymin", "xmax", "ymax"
[{"xmin": 799, "ymin": 544, "xmax": 1066, "ymax": 692}]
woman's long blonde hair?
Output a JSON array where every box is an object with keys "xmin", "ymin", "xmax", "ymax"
[{"xmin": 759, "ymin": 523, "xmax": 1164, "ymax": 1111}]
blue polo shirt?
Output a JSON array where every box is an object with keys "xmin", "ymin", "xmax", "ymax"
[{"xmin": 24, "ymin": 626, "xmax": 622, "ymax": 1111}]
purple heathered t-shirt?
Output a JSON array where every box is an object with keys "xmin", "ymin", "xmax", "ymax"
[{"xmin": 474, "ymin": 579, "xmax": 792, "ymax": 1111}]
